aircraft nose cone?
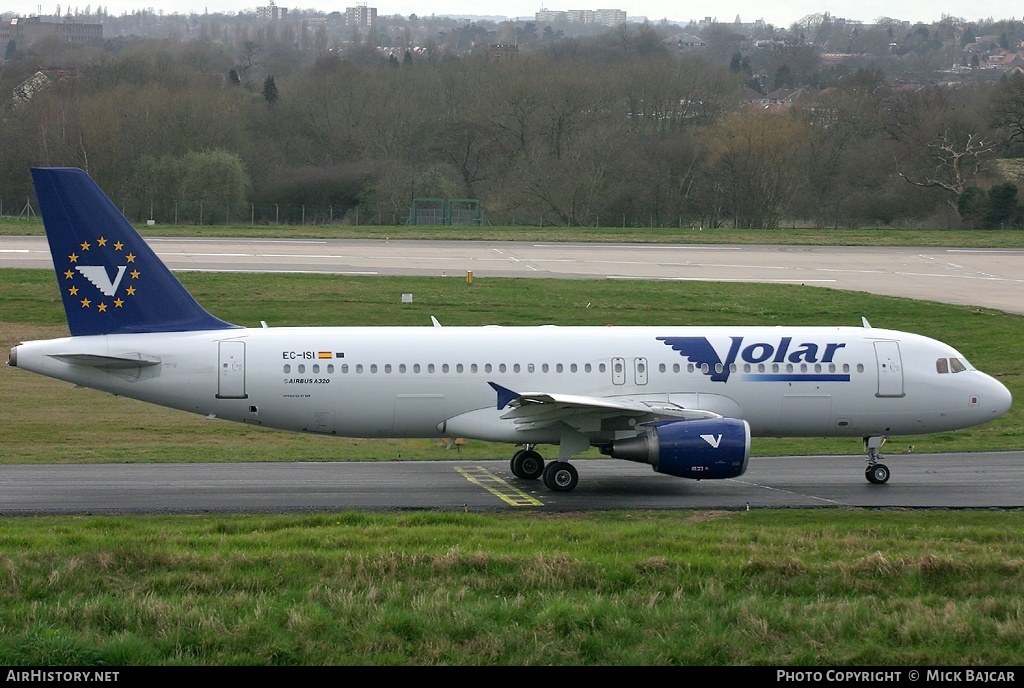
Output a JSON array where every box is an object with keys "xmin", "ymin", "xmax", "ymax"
[{"xmin": 986, "ymin": 375, "xmax": 1013, "ymax": 418}]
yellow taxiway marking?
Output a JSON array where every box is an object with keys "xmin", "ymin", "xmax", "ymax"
[{"xmin": 455, "ymin": 466, "xmax": 544, "ymax": 507}]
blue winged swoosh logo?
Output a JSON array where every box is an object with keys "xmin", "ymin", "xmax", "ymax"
[
  {"xmin": 658, "ymin": 336, "xmax": 732, "ymax": 382},
  {"xmin": 658, "ymin": 335, "xmax": 851, "ymax": 383}
]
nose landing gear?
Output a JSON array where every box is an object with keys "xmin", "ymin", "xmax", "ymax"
[{"xmin": 864, "ymin": 436, "xmax": 890, "ymax": 485}]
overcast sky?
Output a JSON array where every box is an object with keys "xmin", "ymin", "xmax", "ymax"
[{"xmin": 1, "ymin": 1, "xmax": 1017, "ymax": 28}]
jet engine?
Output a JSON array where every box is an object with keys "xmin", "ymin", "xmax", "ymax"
[{"xmin": 600, "ymin": 418, "xmax": 750, "ymax": 480}]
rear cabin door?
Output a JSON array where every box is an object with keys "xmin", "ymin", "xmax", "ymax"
[{"xmin": 217, "ymin": 340, "xmax": 248, "ymax": 399}]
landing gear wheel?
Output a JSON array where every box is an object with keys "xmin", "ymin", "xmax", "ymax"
[
  {"xmin": 510, "ymin": 449, "xmax": 525, "ymax": 475},
  {"xmin": 865, "ymin": 463, "xmax": 890, "ymax": 485},
  {"xmin": 511, "ymin": 450, "xmax": 544, "ymax": 480},
  {"xmin": 542, "ymin": 461, "xmax": 578, "ymax": 492}
]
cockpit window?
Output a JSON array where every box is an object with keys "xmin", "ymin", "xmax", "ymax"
[{"xmin": 936, "ymin": 357, "xmax": 968, "ymax": 374}]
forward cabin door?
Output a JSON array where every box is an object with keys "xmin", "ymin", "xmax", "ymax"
[{"xmin": 874, "ymin": 341, "xmax": 904, "ymax": 397}]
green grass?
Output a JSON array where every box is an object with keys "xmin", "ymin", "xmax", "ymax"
[
  {"xmin": 2, "ymin": 268, "xmax": 1022, "ymax": 463},
  {"xmin": 0, "ymin": 510, "xmax": 1023, "ymax": 665},
  {"xmin": 4, "ymin": 217, "xmax": 1024, "ymax": 247}
]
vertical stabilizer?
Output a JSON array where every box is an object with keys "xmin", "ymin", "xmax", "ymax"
[{"xmin": 31, "ymin": 167, "xmax": 239, "ymax": 336}]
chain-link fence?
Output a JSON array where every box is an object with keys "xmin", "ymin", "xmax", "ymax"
[{"xmin": 3, "ymin": 195, "xmax": 700, "ymax": 228}]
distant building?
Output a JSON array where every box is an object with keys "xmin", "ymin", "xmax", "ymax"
[
  {"xmin": 1, "ymin": 16, "xmax": 102, "ymax": 50},
  {"xmin": 12, "ymin": 67, "xmax": 79, "ymax": 108},
  {"xmin": 534, "ymin": 7, "xmax": 626, "ymax": 27},
  {"xmin": 347, "ymin": 5, "xmax": 378, "ymax": 29},
  {"xmin": 753, "ymin": 86, "xmax": 816, "ymax": 113},
  {"xmin": 256, "ymin": 2, "xmax": 288, "ymax": 20},
  {"xmin": 592, "ymin": 9, "xmax": 626, "ymax": 25},
  {"xmin": 668, "ymin": 33, "xmax": 705, "ymax": 54}
]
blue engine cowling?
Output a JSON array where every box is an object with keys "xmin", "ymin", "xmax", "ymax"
[{"xmin": 599, "ymin": 418, "xmax": 751, "ymax": 480}]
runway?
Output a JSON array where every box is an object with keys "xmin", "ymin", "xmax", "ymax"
[
  {"xmin": 2, "ymin": 236, "xmax": 1024, "ymax": 314},
  {"xmin": 1, "ymin": 453, "xmax": 1021, "ymax": 515}
]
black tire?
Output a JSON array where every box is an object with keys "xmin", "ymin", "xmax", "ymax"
[
  {"xmin": 866, "ymin": 464, "xmax": 890, "ymax": 485},
  {"xmin": 512, "ymin": 450, "xmax": 544, "ymax": 480},
  {"xmin": 510, "ymin": 449, "xmax": 526, "ymax": 477},
  {"xmin": 542, "ymin": 461, "xmax": 578, "ymax": 492}
]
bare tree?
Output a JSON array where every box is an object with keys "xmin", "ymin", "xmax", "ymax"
[{"xmin": 896, "ymin": 130, "xmax": 996, "ymax": 206}]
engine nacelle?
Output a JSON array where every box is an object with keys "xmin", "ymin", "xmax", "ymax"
[{"xmin": 600, "ymin": 418, "xmax": 751, "ymax": 480}]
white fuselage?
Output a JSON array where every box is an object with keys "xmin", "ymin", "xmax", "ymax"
[{"xmin": 11, "ymin": 325, "xmax": 1011, "ymax": 446}]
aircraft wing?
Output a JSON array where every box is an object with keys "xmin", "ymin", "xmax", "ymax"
[{"xmin": 488, "ymin": 382, "xmax": 720, "ymax": 433}]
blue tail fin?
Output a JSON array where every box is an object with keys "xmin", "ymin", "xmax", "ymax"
[{"xmin": 31, "ymin": 167, "xmax": 239, "ymax": 336}]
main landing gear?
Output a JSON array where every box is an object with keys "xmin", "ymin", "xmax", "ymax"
[
  {"xmin": 510, "ymin": 447, "xmax": 544, "ymax": 480},
  {"xmin": 864, "ymin": 436, "xmax": 890, "ymax": 485},
  {"xmin": 510, "ymin": 446, "xmax": 579, "ymax": 492}
]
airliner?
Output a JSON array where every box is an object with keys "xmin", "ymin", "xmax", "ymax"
[{"xmin": 8, "ymin": 168, "xmax": 1013, "ymax": 492}]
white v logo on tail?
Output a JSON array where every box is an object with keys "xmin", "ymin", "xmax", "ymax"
[
  {"xmin": 77, "ymin": 265, "xmax": 126, "ymax": 296},
  {"xmin": 701, "ymin": 434, "xmax": 723, "ymax": 448}
]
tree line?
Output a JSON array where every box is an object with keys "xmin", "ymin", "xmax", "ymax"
[{"xmin": 1, "ymin": 27, "xmax": 1023, "ymax": 229}]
